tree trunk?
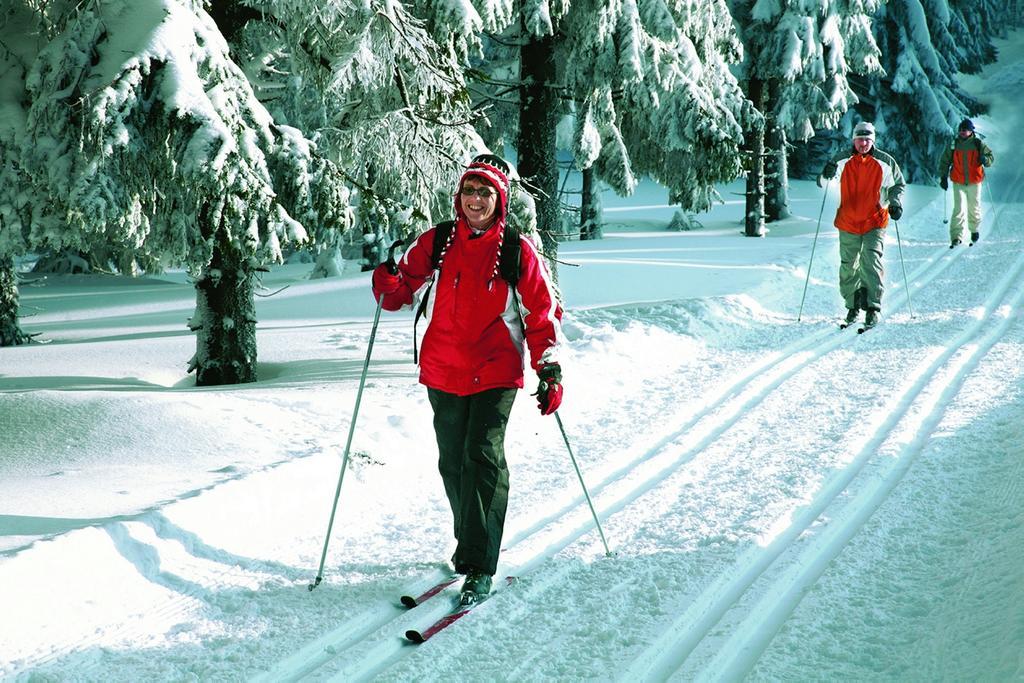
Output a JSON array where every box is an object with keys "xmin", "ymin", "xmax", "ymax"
[
  {"xmin": 359, "ymin": 167, "xmax": 388, "ymax": 271},
  {"xmin": 764, "ymin": 81, "xmax": 790, "ymax": 222},
  {"xmin": 190, "ymin": 229, "xmax": 258, "ymax": 386},
  {"xmin": 0, "ymin": 255, "xmax": 32, "ymax": 346},
  {"xmin": 517, "ymin": 30, "xmax": 561, "ymax": 260},
  {"xmin": 206, "ymin": 1, "xmax": 264, "ymax": 42},
  {"xmin": 579, "ymin": 166, "xmax": 602, "ymax": 240},
  {"xmin": 744, "ymin": 78, "xmax": 766, "ymax": 238}
]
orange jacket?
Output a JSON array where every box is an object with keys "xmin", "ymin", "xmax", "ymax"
[
  {"xmin": 939, "ymin": 134, "xmax": 994, "ymax": 185},
  {"xmin": 826, "ymin": 148, "xmax": 906, "ymax": 235}
]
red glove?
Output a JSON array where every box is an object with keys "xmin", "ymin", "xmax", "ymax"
[
  {"xmin": 372, "ymin": 262, "xmax": 402, "ymax": 296},
  {"xmin": 536, "ymin": 363, "xmax": 563, "ymax": 415}
]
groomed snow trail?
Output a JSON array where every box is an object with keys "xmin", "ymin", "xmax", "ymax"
[
  {"xmin": 242, "ymin": 163, "xmax": 1023, "ymax": 681},
  {"xmin": 8, "ymin": 177, "xmax": 1022, "ymax": 681},
  {"xmin": 7, "ymin": 95, "xmax": 1024, "ymax": 678}
]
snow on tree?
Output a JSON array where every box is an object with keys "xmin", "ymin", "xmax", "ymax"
[
  {"xmin": 228, "ymin": 0, "xmax": 486, "ymax": 271},
  {"xmin": 9, "ymin": 0, "xmax": 350, "ymax": 382},
  {"xmin": 859, "ymin": 0, "xmax": 986, "ymax": 183},
  {"xmin": 731, "ymin": 0, "xmax": 882, "ymax": 230},
  {"xmin": 616, "ymin": 0, "xmax": 752, "ymax": 215},
  {"xmin": 466, "ymin": 0, "xmax": 750, "ymax": 258},
  {"xmin": 0, "ymin": 1, "xmax": 46, "ymax": 345},
  {"xmin": 946, "ymin": 0, "xmax": 1024, "ymax": 74}
]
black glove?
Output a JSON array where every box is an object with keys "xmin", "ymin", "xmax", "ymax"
[
  {"xmin": 940, "ymin": 176, "xmax": 948, "ymax": 191},
  {"xmin": 821, "ymin": 161, "xmax": 837, "ymax": 180},
  {"xmin": 889, "ymin": 203, "xmax": 903, "ymax": 221}
]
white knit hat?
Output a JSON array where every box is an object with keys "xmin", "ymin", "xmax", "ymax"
[{"xmin": 852, "ymin": 121, "xmax": 876, "ymax": 141}]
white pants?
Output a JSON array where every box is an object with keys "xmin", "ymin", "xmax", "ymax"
[{"xmin": 950, "ymin": 182, "xmax": 982, "ymax": 241}]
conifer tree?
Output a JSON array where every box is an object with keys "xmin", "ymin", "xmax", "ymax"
[
  {"xmin": 230, "ymin": 0, "xmax": 484, "ymax": 270},
  {"xmin": 601, "ymin": 0, "xmax": 752, "ymax": 216},
  {"xmin": 4, "ymin": 0, "xmax": 349, "ymax": 383},
  {"xmin": 860, "ymin": 0, "xmax": 981, "ymax": 182},
  {"xmin": 0, "ymin": 1, "xmax": 48, "ymax": 345},
  {"xmin": 467, "ymin": 0, "xmax": 751, "ymax": 253},
  {"xmin": 731, "ymin": 0, "xmax": 881, "ymax": 229}
]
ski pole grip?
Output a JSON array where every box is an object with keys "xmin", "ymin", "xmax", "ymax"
[{"xmin": 386, "ymin": 239, "xmax": 404, "ymax": 275}]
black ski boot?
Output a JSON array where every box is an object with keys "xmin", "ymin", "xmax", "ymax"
[
  {"xmin": 860, "ymin": 309, "xmax": 879, "ymax": 333},
  {"xmin": 841, "ymin": 308, "xmax": 859, "ymax": 329},
  {"xmin": 460, "ymin": 571, "xmax": 493, "ymax": 606},
  {"xmin": 970, "ymin": 232, "xmax": 980, "ymax": 246},
  {"xmin": 950, "ymin": 238, "xmax": 961, "ymax": 249}
]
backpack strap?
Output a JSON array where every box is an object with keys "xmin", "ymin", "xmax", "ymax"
[
  {"xmin": 499, "ymin": 224, "xmax": 521, "ymax": 287},
  {"xmin": 431, "ymin": 220, "xmax": 456, "ymax": 269},
  {"xmin": 499, "ymin": 225, "xmax": 524, "ymax": 331},
  {"xmin": 413, "ymin": 221, "xmax": 455, "ymax": 364}
]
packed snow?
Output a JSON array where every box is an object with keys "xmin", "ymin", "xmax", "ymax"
[{"xmin": 2, "ymin": 33, "xmax": 1023, "ymax": 683}]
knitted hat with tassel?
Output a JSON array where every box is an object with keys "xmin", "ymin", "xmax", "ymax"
[{"xmin": 442, "ymin": 154, "xmax": 514, "ymax": 283}]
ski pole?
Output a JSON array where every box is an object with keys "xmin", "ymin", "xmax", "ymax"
[
  {"xmin": 309, "ymin": 239, "xmax": 404, "ymax": 591},
  {"xmin": 554, "ymin": 412, "xmax": 613, "ymax": 557},
  {"xmin": 797, "ymin": 179, "xmax": 830, "ymax": 322},
  {"xmin": 942, "ymin": 187, "xmax": 948, "ymax": 224},
  {"xmin": 892, "ymin": 220, "xmax": 915, "ymax": 319}
]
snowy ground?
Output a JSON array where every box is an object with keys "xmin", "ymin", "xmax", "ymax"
[{"xmin": 3, "ymin": 35, "xmax": 1024, "ymax": 683}]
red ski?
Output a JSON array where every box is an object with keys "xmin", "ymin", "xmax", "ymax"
[
  {"xmin": 400, "ymin": 576, "xmax": 459, "ymax": 609},
  {"xmin": 404, "ymin": 576, "xmax": 516, "ymax": 644},
  {"xmin": 405, "ymin": 602, "xmax": 481, "ymax": 643}
]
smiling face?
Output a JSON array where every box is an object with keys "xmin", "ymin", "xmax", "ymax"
[
  {"xmin": 459, "ymin": 176, "xmax": 499, "ymax": 230},
  {"xmin": 853, "ymin": 137, "xmax": 874, "ymax": 155}
]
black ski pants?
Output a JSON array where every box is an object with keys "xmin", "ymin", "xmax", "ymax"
[{"xmin": 427, "ymin": 386, "xmax": 517, "ymax": 576}]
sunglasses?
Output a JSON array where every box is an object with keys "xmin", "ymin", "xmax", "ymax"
[{"xmin": 460, "ymin": 186, "xmax": 496, "ymax": 198}]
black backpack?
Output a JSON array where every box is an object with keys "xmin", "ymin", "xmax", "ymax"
[{"xmin": 413, "ymin": 220, "xmax": 523, "ymax": 363}]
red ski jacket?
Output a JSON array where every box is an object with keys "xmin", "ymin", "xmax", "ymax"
[
  {"xmin": 373, "ymin": 218, "xmax": 563, "ymax": 397},
  {"xmin": 829, "ymin": 148, "xmax": 906, "ymax": 235}
]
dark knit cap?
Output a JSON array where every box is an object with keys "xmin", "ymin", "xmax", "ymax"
[{"xmin": 959, "ymin": 118, "xmax": 975, "ymax": 132}]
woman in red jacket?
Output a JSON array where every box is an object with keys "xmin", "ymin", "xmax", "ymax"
[{"xmin": 371, "ymin": 155, "xmax": 563, "ymax": 604}]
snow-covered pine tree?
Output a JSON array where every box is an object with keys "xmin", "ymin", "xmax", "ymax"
[
  {"xmin": 860, "ymin": 0, "xmax": 984, "ymax": 182},
  {"xmin": 515, "ymin": 0, "xmax": 564, "ymax": 256},
  {"xmin": 731, "ymin": 0, "xmax": 881, "ymax": 228},
  {"xmin": 13, "ymin": 0, "xmax": 349, "ymax": 382},
  {"xmin": 468, "ymin": 0, "xmax": 750, "ymax": 254},
  {"xmin": 229, "ymin": 0, "xmax": 484, "ymax": 271},
  {"xmin": 0, "ymin": 1, "xmax": 46, "ymax": 346},
  {"xmin": 617, "ymin": 0, "xmax": 751, "ymax": 215},
  {"xmin": 947, "ymin": 0, "xmax": 1024, "ymax": 73}
]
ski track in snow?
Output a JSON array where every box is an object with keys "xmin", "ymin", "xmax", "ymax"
[
  {"xmin": 244, "ymin": 168, "xmax": 1024, "ymax": 680},
  {"xmin": 7, "ymin": 195, "xmax": 1024, "ymax": 680},
  {"xmin": 8, "ymin": 195, "xmax": 1024, "ymax": 680},
  {"xmin": 7, "ymin": 103, "xmax": 1024, "ymax": 680}
]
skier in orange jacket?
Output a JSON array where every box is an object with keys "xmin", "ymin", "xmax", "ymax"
[
  {"xmin": 817, "ymin": 122, "xmax": 906, "ymax": 330},
  {"xmin": 938, "ymin": 118, "xmax": 994, "ymax": 248}
]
